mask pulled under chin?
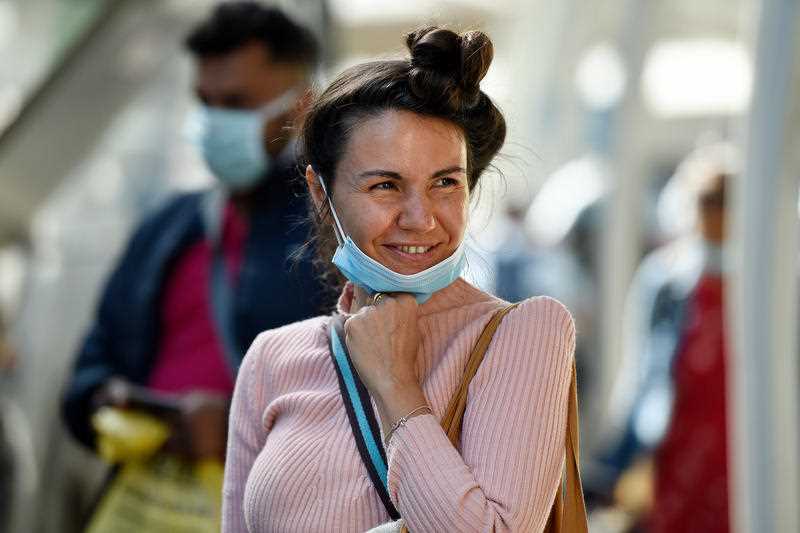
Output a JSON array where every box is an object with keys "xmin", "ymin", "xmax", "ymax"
[
  {"xmin": 317, "ymin": 173, "xmax": 466, "ymax": 303},
  {"xmin": 332, "ymin": 236, "xmax": 467, "ymax": 304},
  {"xmin": 318, "ymin": 172, "xmax": 467, "ymax": 303}
]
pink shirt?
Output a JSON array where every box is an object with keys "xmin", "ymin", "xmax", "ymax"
[
  {"xmin": 147, "ymin": 202, "xmax": 248, "ymax": 395},
  {"xmin": 223, "ymin": 279, "xmax": 575, "ymax": 532}
]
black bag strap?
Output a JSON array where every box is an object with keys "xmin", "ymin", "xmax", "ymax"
[{"xmin": 328, "ymin": 314, "xmax": 400, "ymax": 520}]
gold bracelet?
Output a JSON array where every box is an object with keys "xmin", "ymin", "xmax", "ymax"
[{"xmin": 384, "ymin": 405, "xmax": 431, "ymax": 445}]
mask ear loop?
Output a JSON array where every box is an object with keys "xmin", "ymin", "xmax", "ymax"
[{"xmin": 317, "ymin": 174, "xmax": 346, "ymax": 246}]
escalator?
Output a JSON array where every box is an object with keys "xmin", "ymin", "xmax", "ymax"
[{"xmin": 0, "ymin": 2, "xmax": 326, "ymax": 531}]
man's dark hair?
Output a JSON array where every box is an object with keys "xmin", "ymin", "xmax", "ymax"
[{"xmin": 186, "ymin": 1, "xmax": 319, "ymax": 67}]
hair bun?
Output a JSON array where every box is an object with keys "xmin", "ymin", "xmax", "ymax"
[
  {"xmin": 406, "ymin": 27, "xmax": 493, "ymax": 110},
  {"xmin": 459, "ymin": 30, "xmax": 493, "ymax": 96}
]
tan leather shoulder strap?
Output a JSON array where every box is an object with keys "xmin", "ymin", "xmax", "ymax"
[
  {"xmin": 562, "ymin": 361, "xmax": 589, "ymax": 532},
  {"xmin": 440, "ymin": 303, "xmax": 519, "ymax": 446}
]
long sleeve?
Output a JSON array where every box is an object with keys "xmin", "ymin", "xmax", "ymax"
[
  {"xmin": 222, "ymin": 333, "xmax": 272, "ymax": 532},
  {"xmin": 61, "ymin": 304, "xmax": 119, "ymax": 449},
  {"xmin": 385, "ymin": 297, "xmax": 575, "ymax": 532},
  {"xmin": 61, "ymin": 193, "xmax": 198, "ymax": 449}
]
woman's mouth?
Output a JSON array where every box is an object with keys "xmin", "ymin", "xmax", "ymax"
[
  {"xmin": 383, "ymin": 243, "xmax": 441, "ymax": 269},
  {"xmin": 397, "ymin": 245, "xmax": 432, "ymax": 254}
]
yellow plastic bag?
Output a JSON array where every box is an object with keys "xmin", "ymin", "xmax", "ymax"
[
  {"xmin": 86, "ymin": 408, "xmax": 222, "ymax": 533},
  {"xmin": 86, "ymin": 455, "xmax": 223, "ymax": 533},
  {"xmin": 92, "ymin": 407, "xmax": 171, "ymax": 463}
]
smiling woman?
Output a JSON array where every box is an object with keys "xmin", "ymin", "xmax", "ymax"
[
  {"xmin": 222, "ymin": 26, "xmax": 587, "ymax": 533},
  {"xmin": 310, "ymin": 111, "xmax": 468, "ymax": 277}
]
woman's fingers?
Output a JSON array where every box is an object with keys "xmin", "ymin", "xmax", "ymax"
[{"xmin": 343, "ymin": 292, "xmax": 421, "ymax": 394}]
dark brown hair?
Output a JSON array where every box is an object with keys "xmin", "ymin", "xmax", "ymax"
[
  {"xmin": 185, "ymin": 2, "xmax": 319, "ymax": 69},
  {"xmin": 298, "ymin": 26, "xmax": 506, "ymax": 295}
]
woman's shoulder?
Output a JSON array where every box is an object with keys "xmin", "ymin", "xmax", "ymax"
[
  {"xmin": 257, "ymin": 314, "xmax": 331, "ymax": 343},
  {"xmin": 463, "ymin": 280, "xmax": 575, "ymax": 333},
  {"xmin": 507, "ymin": 295, "xmax": 575, "ymax": 330},
  {"xmin": 241, "ymin": 314, "xmax": 332, "ymax": 371},
  {"xmin": 491, "ymin": 295, "xmax": 576, "ymax": 363},
  {"xmin": 466, "ymin": 294, "xmax": 575, "ymax": 400}
]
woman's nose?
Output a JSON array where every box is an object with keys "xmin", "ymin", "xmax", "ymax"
[{"xmin": 397, "ymin": 193, "xmax": 436, "ymax": 232}]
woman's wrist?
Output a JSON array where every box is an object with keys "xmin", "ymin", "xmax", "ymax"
[
  {"xmin": 374, "ymin": 382, "xmax": 429, "ymax": 440},
  {"xmin": 384, "ymin": 404, "xmax": 432, "ymax": 446}
]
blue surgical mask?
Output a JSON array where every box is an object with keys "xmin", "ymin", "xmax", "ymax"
[
  {"xmin": 190, "ymin": 89, "xmax": 299, "ymax": 191},
  {"xmin": 318, "ymin": 175, "xmax": 466, "ymax": 303}
]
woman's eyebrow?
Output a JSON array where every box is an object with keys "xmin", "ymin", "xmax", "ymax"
[
  {"xmin": 357, "ymin": 166, "xmax": 466, "ymax": 181},
  {"xmin": 357, "ymin": 170, "xmax": 403, "ymax": 180},
  {"xmin": 431, "ymin": 166, "xmax": 466, "ymax": 178}
]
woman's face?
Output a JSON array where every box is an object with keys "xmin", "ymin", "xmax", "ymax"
[{"xmin": 308, "ymin": 109, "xmax": 469, "ymax": 275}]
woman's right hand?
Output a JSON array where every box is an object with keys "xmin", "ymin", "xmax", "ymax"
[
  {"xmin": 344, "ymin": 292, "xmax": 421, "ymax": 396},
  {"xmin": 344, "ymin": 293, "xmax": 431, "ymax": 441}
]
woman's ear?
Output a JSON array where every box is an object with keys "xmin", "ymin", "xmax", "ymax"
[{"xmin": 305, "ymin": 165, "xmax": 325, "ymax": 212}]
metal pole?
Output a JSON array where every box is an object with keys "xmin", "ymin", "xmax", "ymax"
[
  {"xmin": 729, "ymin": 0, "xmax": 800, "ymax": 531},
  {"xmin": 598, "ymin": 0, "xmax": 649, "ymax": 436}
]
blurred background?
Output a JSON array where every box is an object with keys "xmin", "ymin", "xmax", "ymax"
[{"xmin": 0, "ymin": 0, "xmax": 797, "ymax": 531}]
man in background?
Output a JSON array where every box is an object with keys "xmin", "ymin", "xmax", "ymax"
[{"xmin": 63, "ymin": 2, "xmax": 324, "ymax": 464}]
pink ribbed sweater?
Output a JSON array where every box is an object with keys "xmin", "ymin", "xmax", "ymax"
[{"xmin": 222, "ymin": 278, "xmax": 575, "ymax": 533}]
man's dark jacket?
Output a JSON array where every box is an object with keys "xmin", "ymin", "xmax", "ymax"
[{"xmin": 62, "ymin": 159, "xmax": 325, "ymax": 449}]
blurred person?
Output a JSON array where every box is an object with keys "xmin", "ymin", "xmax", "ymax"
[
  {"xmin": 494, "ymin": 201, "xmax": 595, "ymax": 406},
  {"xmin": 589, "ymin": 144, "xmax": 736, "ymax": 533},
  {"xmin": 522, "ymin": 155, "xmax": 611, "ymax": 443},
  {"xmin": 561, "ymin": 199, "xmax": 603, "ymax": 388},
  {"xmin": 62, "ymin": 2, "xmax": 324, "ymax": 469},
  {"xmin": 494, "ymin": 204, "xmax": 586, "ymax": 306}
]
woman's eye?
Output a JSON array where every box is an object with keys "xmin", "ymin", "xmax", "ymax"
[
  {"xmin": 435, "ymin": 177, "xmax": 459, "ymax": 187},
  {"xmin": 370, "ymin": 181, "xmax": 396, "ymax": 191}
]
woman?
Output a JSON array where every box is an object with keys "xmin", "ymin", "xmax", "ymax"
[{"xmin": 223, "ymin": 27, "xmax": 577, "ymax": 532}]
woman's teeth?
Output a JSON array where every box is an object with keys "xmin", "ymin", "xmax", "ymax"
[{"xmin": 398, "ymin": 245, "xmax": 431, "ymax": 254}]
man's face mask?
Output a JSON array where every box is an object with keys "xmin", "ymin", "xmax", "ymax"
[
  {"xmin": 316, "ymin": 174, "xmax": 467, "ymax": 304},
  {"xmin": 188, "ymin": 88, "xmax": 299, "ymax": 190}
]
